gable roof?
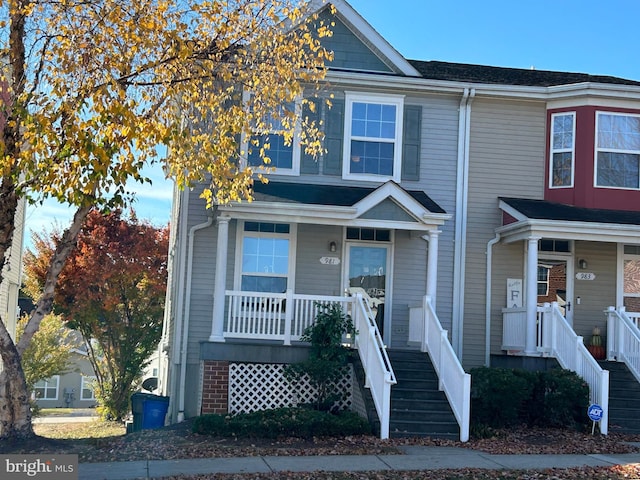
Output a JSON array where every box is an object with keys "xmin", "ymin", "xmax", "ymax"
[
  {"xmin": 499, "ymin": 197, "xmax": 640, "ymax": 225},
  {"xmin": 306, "ymin": 0, "xmax": 421, "ymax": 77},
  {"xmin": 219, "ymin": 181, "xmax": 449, "ymax": 232},
  {"xmin": 497, "ymin": 197, "xmax": 640, "ymax": 244},
  {"xmin": 253, "ymin": 181, "xmax": 446, "ymax": 213}
]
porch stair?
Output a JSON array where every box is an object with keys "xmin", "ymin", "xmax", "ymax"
[
  {"xmin": 599, "ymin": 360, "xmax": 640, "ymax": 435},
  {"xmin": 386, "ymin": 350, "xmax": 459, "ymax": 439}
]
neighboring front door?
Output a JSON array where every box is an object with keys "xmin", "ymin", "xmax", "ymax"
[
  {"xmin": 537, "ymin": 257, "xmax": 574, "ymax": 325},
  {"xmin": 346, "ymin": 244, "xmax": 390, "ymax": 341}
]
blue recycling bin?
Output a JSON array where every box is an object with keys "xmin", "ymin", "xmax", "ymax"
[
  {"xmin": 142, "ymin": 395, "xmax": 170, "ymax": 429},
  {"xmin": 131, "ymin": 392, "xmax": 169, "ymax": 431}
]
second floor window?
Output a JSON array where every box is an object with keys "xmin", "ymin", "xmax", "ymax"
[
  {"xmin": 343, "ymin": 92, "xmax": 404, "ymax": 182},
  {"xmin": 596, "ymin": 112, "xmax": 640, "ymax": 189},
  {"xmin": 550, "ymin": 112, "xmax": 575, "ymax": 188},
  {"xmin": 245, "ymin": 96, "xmax": 300, "ymax": 175}
]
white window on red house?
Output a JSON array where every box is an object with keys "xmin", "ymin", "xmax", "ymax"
[
  {"xmin": 550, "ymin": 112, "xmax": 575, "ymax": 188},
  {"xmin": 596, "ymin": 112, "xmax": 640, "ymax": 189}
]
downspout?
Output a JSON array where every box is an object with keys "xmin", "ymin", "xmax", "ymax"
[
  {"xmin": 485, "ymin": 233, "xmax": 501, "ymax": 366},
  {"xmin": 452, "ymin": 88, "xmax": 475, "ymax": 358},
  {"xmin": 168, "ymin": 187, "xmax": 190, "ymax": 417},
  {"xmin": 176, "ymin": 208, "xmax": 215, "ymax": 422}
]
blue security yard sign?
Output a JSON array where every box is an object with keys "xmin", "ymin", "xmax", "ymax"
[
  {"xmin": 588, "ymin": 404, "xmax": 603, "ymax": 422},
  {"xmin": 588, "ymin": 404, "xmax": 604, "ymax": 435}
]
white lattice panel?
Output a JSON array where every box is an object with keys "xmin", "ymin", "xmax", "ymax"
[{"xmin": 228, "ymin": 363, "xmax": 353, "ymax": 414}]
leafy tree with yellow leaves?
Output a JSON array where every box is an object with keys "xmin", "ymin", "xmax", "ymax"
[{"xmin": 0, "ymin": 0, "xmax": 332, "ymax": 439}]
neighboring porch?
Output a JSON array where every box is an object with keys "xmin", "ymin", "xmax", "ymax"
[{"xmin": 494, "ymin": 197, "xmax": 640, "ymax": 435}]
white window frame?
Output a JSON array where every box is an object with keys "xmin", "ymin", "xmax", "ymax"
[
  {"xmin": 549, "ymin": 112, "xmax": 575, "ymax": 189},
  {"xmin": 34, "ymin": 375, "xmax": 60, "ymax": 400},
  {"xmin": 241, "ymin": 91, "xmax": 301, "ymax": 176},
  {"xmin": 80, "ymin": 375, "xmax": 96, "ymax": 401},
  {"xmin": 595, "ymin": 111, "xmax": 640, "ymax": 190},
  {"xmin": 233, "ymin": 221, "xmax": 297, "ymax": 293},
  {"xmin": 342, "ymin": 92, "xmax": 404, "ymax": 182}
]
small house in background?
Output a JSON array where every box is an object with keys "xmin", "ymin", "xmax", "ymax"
[{"xmin": 159, "ymin": 0, "xmax": 640, "ymax": 439}]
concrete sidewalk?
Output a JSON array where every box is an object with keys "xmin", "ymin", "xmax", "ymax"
[{"xmin": 77, "ymin": 446, "xmax": 640, "ymax": 480}]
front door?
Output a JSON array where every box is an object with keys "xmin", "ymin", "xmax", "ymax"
[
  {"xmin": 537, "ymin": 257, "xmax": 574, "ymax": 325},
  {"xmin": 346, "ymin": 244, "xmax": 390, "ymax": 341}
]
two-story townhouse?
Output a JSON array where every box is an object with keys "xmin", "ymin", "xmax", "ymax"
[{"xmin": 160, "ymin": 0, "xmax": 640, "ymax": 438}]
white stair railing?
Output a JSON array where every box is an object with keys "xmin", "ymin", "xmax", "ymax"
[
  {"xmin": 540, "ymin": 302, "xmax": 609, "ymax": 435},
  {"xmin": 606, "ymin": 306, "xmax": 640, "ymax": 383},
  {"xmin": 351, "ymin": 293, "xmax": 396, "ymax": 440},
  {"xmin": 416, "ymin": 295, "xmax": 470, "ymax": 442}
]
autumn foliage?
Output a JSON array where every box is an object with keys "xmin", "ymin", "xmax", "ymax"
[{"xmin": 24, "ymin": 210, "xmax": 169, "ymax": 419}]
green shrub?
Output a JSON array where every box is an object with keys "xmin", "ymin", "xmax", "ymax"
[
  {"xmin": 470, "ymin": 367, "xmax": 534, "ymax": 427},
  {"xmin": 470, "ymin": 366, "xmax": 590, "ymax": 431},
  {"xmin": 192, "ymin": 407, "xmax": 372, "ymax": 439}
]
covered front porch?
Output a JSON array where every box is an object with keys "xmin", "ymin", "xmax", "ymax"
[
  {"xmin": 493, "ymin": 197, "xmax": 640, "ymax": 435},
  {"xmin": 198, "ymin": 181, "xmax": 465, "ymax": 439}
]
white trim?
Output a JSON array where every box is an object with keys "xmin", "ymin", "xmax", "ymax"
[
  {"xmin": 241, "ymin": 92, "xmax": 302, "ymax": 176},
  {"xmin": 80, "ymin": 375, "xmax": 96, "ymax": 401},
  {"xmin": 594, "ymin": 111, "xmax": 640, "ymax": 190},
  {"xmin": 497, "ymin": 218, "xmax": 640, "ymax": 244},
  {"xmin": 342, "ymin": 92, "xmax": 404, "ymax": 183},
  {"xmin": 343, "ymin": 238, "xmax": 394, "ymax": 342},
  {"xmin": 34, "ymin": 375, "xmax": 60, "ymax": 401},
  {"xmin": 233, "ymin": 221, "xmax": 298, "ymax": 294},
  {"xmin": 308, "ymin": 0, "xmax": 421, "ymax": 77},
  {"xmin": 549, "ymin": 112, "xmax": 576, "ymax": 189},
  {"xmin": 617, "ymin": 243, "xmax": 625, "ymax": 309},
  {"xmin": 220, "ymin": 182, "xmax": 450, "ymax": 231},
  {"xmin": 537, "ymin": 253, "xmax": 574, "ymax": 326}
]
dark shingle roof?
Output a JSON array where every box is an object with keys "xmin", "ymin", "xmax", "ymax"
[
  {"xmin": 408, "ymin": 60, "xmax": 640, "ymax": 88},
  {"xmin": 253, "ymin": 181, "xmax": 446, "ymax": 213},
  {"xmin": 500, "ymin": 197, "xmax": 640, "ymax": 225}
]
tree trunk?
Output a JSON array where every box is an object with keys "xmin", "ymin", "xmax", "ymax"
[
  {"xmin": 0, "ymin": 322, "xmax": 32, "ymax": 439},
  {"xmin": 0, "ymin": 205, "xmax": 91, "ymax": 439}
]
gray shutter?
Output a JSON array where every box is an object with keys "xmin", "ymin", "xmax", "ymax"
[
  {"xmin": 300, "ymin": 98, "xmax": 320, "ymax": 174},
  {"xmin": 401, "ymin": 105, "xmax": 422, "ymax": 181},
  {"xmin": 323, "ymin": 99, "xmax": 344, "ymax": 176}
]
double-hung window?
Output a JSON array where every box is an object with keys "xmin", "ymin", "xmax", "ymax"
[
  {"xmin": 245, "ymin": 94, "xmax": 300, "ymax": 175},
  {"xmin": 343, "ymin": 92, "xmax": 404, "ymax": 181},
  {"xmin": 239, "ymin": 222, "xmax": 293, "ymax": 293},
  {"xmin": 81, "ymin": 375, "xmax": 96, "ymax": 400},
  {"xmin": 596, "ymin": 112, "xmax": 640, "ymax": 189},
  {"xmin": 549, "ymin": 112, "xmax": 575, "ymax": 188},
  {"xmin": 34, "ymin": 376, "xmax": 59, "ymax": 400}
]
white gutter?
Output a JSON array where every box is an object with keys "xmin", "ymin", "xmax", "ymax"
[
  {"xmin": 452, "ymin": 88, "xmax": 474, "ymax": 358},
  {"xmin": 168, "ymin": 188, "xmax": 190, "ymax": 418},
  {"xmin": 485, "ymin": 233, "xmax": 501, "ymax": 366},
  {"xmin": 176, "ymin": 210, "xmax": 214, "ymax": 422}
]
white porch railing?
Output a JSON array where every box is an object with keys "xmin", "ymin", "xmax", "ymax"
[
  {"xmin": 350, "ymin": 293, "xmax": 396, "ymax": 440},
  {"xmin": 224, "ymin": 289, "xmax": 352, "ymax": 345},
  {"xmin": 503, "ymin": 302, "xmax": 609, "ymax": 435},
  {"xmin": 224, "ymin": 289, "xmax": 396, "ymax": 439},
  {"xmin": 413, "ymin": 295, "xmax": 470, "ymax": 442},
  {"xmin": 623, "ymin": 310, "xmax": 640, "ymax": 329},
  {"xmin": 606, "ymin": 306, "xmax": 640, "ymax": 384}
]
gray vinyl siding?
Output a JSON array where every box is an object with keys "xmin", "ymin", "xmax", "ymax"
[
  {"xmin": 295, "ymin": 224, "xmax": 343, "ymax": 297},
  {"xmin": 318, "ymin": 11, "xmax": 393, "ymax": 73},
  {"xmin": 464, "ymin": 98, "xmax": 547, "ymax": 367},
  {"xmin": 572, "ymin": 241, "xmax": 617, "ymax": 340},
  {"xmin": 390, "ymin": 230, "xmax": 428, "ymax": 348}
]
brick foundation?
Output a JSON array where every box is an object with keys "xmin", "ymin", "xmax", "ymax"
[{"xmin": 201, "ymin": 360, "xmax": 229, "ymax": 414}]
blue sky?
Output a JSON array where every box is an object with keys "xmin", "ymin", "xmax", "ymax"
[{"xmin": 24, "ymin": 0, "xmax": 640, "ymax": 244}]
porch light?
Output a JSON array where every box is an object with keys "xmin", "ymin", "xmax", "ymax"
[
  {"xmin": 578, "ymin": 259, "xmax": 588, "ymax": 269},
  {"xmin": 329, "ymin": 241, "xmax": 337, "ymax": 253}
]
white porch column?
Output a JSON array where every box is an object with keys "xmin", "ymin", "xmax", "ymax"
[
  {"xmin": 426, "ymin": 230, "xmax": 441, "ymax": 309},
  {"xmin": 210, "ymin": 216, "xmax": 230, "ymax": 342},
  {"xmin": 525, "ymin": 236, "xmax": 540, "ymax": 355}
]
